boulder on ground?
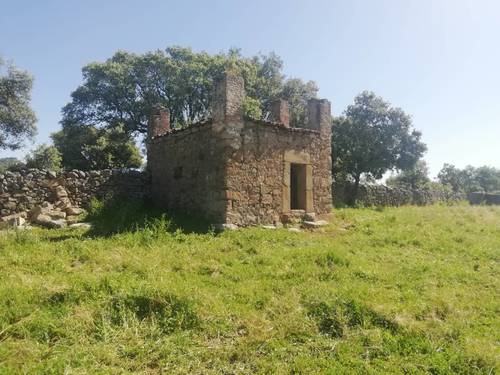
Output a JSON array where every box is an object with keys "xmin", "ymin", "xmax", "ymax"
[
  {"xmin": 29, "ymin": 206, "xmax": 66, "ymax": 221},
  {"xmin": 261, "ymin": 225, "xmax": 277, "ymax": 230},
  {"xmin": 217, "ymin": 223, "xmax": 239, "ymax": 231},
  {"xmin": 69, "ymin": 222, "xmax": 92, "ymax": 230},
  {"xmin": 41, "ymin": 201, "xmax": 53, "ymax": 209},
  {"xmin": 65, "ymin": 207, "xmax": 86, "ymax": 216},
  {"xmin": 34, "ymin": 214, "xmax": 67, "ymax": 229},
  {"xmin": 27, "ymin": 203, "xmax": 88, "ymax": 228},
  {"xmin": 302, "ymin": 220, "xmax": 328, "ymax": 229},
  {"xmin": 0, "ymin": 212, "xmax": 27, "ymax": 227}
]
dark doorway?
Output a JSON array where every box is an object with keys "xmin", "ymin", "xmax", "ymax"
[{"xmin": 290, "ymin": 163, "xmax": 307, "ymax": 210}]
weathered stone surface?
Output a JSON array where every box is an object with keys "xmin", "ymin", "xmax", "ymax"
[
  {"xmin": 66, "ymin": 207, "xmax": 86, "ymax": 216},
  {"xmin": 0, "ymin": 169, "xmax": 149, "ymax": 222},
  {"xmin": 261, "ymin": 225, "xmax": 277, "ymax": 230},
  {"xmin": 46, "ymin": 170, "xmax": 57, "ymax": 179},
  {"xmin": 0, "ymin": 212, "xmax": 27, "ymax": 222},
  {"xmin": 217, "ymin": 223, "xmax": 239, "ymax": 231},
  {"xmin": 34, "ymin": 214, "xmax": 66, "ymax": 229},
  {"xmin": 302, "ymin": 220, "xmax": 328, "ymax": 229},
  {"xmin": 46, "ymin": 210, "xmax": 66, "ymax": 219},
  {"xmin": 333, "ymin": 182, "xmax": 466, "ymax": 207},
  {"xmin": 69, "ymin": 222, "xmax": 92, "ymax": 230},
  {"xmin": 66, "ymin": 215, "xmax": 79, "ymax": 224},
  {"xmin": 0, "ymin": 213, "xmax": 26, "ymax": 227}
]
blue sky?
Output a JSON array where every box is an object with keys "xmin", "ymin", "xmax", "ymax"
[{"xmin": 1, "ymin": 0, "xmax": 499, "ymax": 177}]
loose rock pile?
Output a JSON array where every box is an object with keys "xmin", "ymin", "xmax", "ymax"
[
  {"xmin": 0, "ymin": 168, "xmax": 148, "ymax": 230},
  {"xmin": 0, "ymin": 180, "xmax": 88, "ymax": 229}
]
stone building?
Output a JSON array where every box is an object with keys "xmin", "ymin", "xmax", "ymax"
[{"xmin": 147, "ymin": 72, "xmax": 332, "ymax": 226}]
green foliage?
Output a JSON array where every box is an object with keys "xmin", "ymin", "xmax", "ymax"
[
  {"xmin": 0, "ymin": 205, "xmax": 498, "ymax": 373},
  {"xmin": 280, "ymin": 78, "xmax": 318, "ymax": 127},
  {"xmin": 242, "ymin": 96, "xmax": 262, "ymax": 119},
  {"xmin": 386, "ymin": 160, "xmax": 430, "ymax": 189},
  {"xmin": 438, "ymin": 163, "xmax": 500, "ymax": 193},
  {"xmin": 0, "ymin": 157, "xmax": 23, "ymax": 173},
  {"xmin": 474, "ymin": 166, "xmax": 500, "ymax": 193},
  {"xmin": 308, "ymin": 298, "xmax": 399, "ymax": 339},
  {"xmin": 61, "ymin": 47, "xmax": 317, "ymax": 134},
  {"xmin": 332, "ymin": 91, "xmax": 427, "ymax": 203},
  {"xmin": 0, "ymin": 57, "xmax": 37, "ymax": 150},
  {"xmin": 52, "ymin": 123, "xmax": 142, "ymax": 170},
  {"xmin": 25, "ymin": 143, "xmax": 62, "ymax": 171},
  {"xmin": 98, "ymin": 293, "xmax": 199, "ymax": 336}
]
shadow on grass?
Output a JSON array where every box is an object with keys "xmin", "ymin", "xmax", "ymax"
[{"xmin": 84, "ymin": 199, "xmax": 214, "ymax": 238}]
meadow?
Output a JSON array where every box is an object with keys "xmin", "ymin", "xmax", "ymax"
[{"xmin": 0, "ymin": 203, "xmax": 498, "ymax": 374}]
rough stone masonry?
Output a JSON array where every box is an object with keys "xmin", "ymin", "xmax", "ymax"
[
  {"xmin": 0, "ymin": 168, "xmax": 148, "ymax": 228},
  {"xmin": 148, "ymin": 72, "xmax": 333, "ymax": 226}
]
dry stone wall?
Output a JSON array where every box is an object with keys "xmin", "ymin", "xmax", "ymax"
[
  {"xmin": 0, "ymin": 169, "xmax": 149, "ymax": 218},
  {"xmin": 468, "ymin": 192, "xmax": 500, "ymax": 205},
  {"xmin": 333, "ymin": 182, "xmax": 465, "ymax": 207}
]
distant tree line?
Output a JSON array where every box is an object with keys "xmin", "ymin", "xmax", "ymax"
[{"xmin": 437, "ymin": 164, "xmax": 500, "ymax": 193}]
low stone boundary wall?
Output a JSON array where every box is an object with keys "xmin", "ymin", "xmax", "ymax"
[
  {"xmin": 333, "ymin": 182, "xmax": 465, "ymax": 207},
  {"xmin": 0, "ymin": 169, "xmax": 149, "ymax": 217},
  {"xmin": 468, "ymin": 192, "xmax": 500, "ymax": 205}
]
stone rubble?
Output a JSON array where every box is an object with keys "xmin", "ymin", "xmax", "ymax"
[
  {"xmin": 301, "ymin": 220, "xmax": 329, "ymax": 229},
  {"xmin": 0, "ymin": 168, "xmax": 147, "ymax": 230}
]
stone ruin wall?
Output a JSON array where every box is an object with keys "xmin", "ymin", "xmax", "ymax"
[
  {"xmin": 223, "ymin": 120, "xmax": 332, "ymax": 225},
  {"xmin": 0, "ymin": 169, "xmax": 148, "ymax": 218},
  {"xmin": 148, "ymin": 121, "xmax": 228, "ymax": 223},
  {"xmin": 147, "ymin": 73, "xmax": 333, "ymax": 226}
]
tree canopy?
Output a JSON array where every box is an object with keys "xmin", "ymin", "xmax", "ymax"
[
  {"xmin": 61, "ymin": 47, "xmax": 318, "ymax": 135},
  {"xmin": 332, "ymin": 91, "xmax": 427, "ymax": 202},
  {"xmin": 52, "ymin": 123, "xmax": 142, "ymax": 171},
  {"xmin": 438, "ymin": 164, "xmax": 500, "ymax": 193},
  {"xmin": 0, "ymin": 157, "xmax": 23, "ymax": 173},
  {"xmin": 386, "ymin": 160, "xmax": 430, "ymax": 189},
  {"xmin": 0, "ymin": 58, "xmax": 37, "ymax": 150},
  {"xmin": 25, "ymin": 144, "xmax": 62, "ymax": 171}
]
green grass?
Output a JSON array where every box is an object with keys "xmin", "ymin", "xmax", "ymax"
[{"xmin": 0, "ymin": 203, "xmax": 498, "ymax": 374}]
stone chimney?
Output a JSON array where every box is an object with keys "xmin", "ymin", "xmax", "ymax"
[
  {"xmin": 269, "ymin": 99, "xmax": 290, "ymax": 127},
  {"xmin": 212, "ymin": 71, "xmax": 245, "ymax": 123},
  {"xmin": 148, "ymin": 105, "xmax": 170, "ymax": 139},
  {"xmin": 307, "ymin": 99, "xmax": 331, "ymax": 134}
]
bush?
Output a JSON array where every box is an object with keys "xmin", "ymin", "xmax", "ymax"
[{"xmin": 25, "ymin": 144, "xmax": 61, "ymax": 171}]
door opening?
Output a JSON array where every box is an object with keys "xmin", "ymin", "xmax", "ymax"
[{"xmin": 290, "ymin": 163, "xmax": 307, "ymax": 210}]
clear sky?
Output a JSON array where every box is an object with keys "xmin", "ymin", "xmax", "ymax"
[{"xmin": 1, "ymin": 0, "xmax": 499, "ymax": 177}]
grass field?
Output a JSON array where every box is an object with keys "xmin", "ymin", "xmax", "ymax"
[{"xmin": 0, "ymin": 203, "xmax": 499, "ymax": 374}]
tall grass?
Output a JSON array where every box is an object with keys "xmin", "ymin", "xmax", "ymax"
[{"xmin": 0, "ymin": 204, "xmax": 498, "ymax": 373}]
